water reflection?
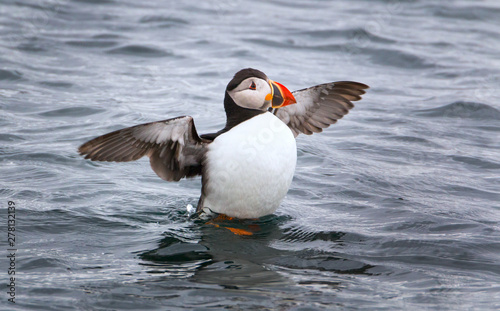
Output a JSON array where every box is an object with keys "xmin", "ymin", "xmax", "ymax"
[{"xmin": 139, "ymin": 214, "xmax": 375, "ymax": 290}]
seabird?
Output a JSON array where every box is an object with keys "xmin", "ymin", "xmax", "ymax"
[{"xmin": 79, "ymin": 68, "xmax": 368, "ymax": 219}]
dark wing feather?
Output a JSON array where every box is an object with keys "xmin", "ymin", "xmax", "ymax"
[
  {"xmin": 78, "ymin": 116, "xmax": 208, "ymax": 181},
  {"xmin": 276, "ymin": 81, "xmax": 369, "ymax": 137}
]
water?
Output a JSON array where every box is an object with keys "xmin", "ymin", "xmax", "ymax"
[{"xmin": 1, "ymin": 0, "xmax": 500, "ymax": 310}]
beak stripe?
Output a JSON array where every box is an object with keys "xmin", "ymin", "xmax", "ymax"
[
  {"xmin": 269, "ymin": 80, "xmax": 296, "ymax": 108},
  {"xmin": 271, "ymin": 83, "xmax": 284, "ymax": 108}
]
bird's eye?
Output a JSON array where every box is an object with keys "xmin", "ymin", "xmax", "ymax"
[{"xmin": 249, "ymin": 81, "xmax": 257, "ymax": 90}]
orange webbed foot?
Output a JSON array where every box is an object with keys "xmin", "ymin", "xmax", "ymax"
[{"xmin": 205, "ymin": 214, "xmax": 260, "ymax": 236}]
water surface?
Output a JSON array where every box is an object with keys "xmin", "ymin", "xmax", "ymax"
[{"xmin": 1, "ymin": 0, "xmax": 500, "ymax": 310}]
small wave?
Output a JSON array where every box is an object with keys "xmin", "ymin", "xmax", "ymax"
[
  {"xmin": 432, "ymin": 5, "xmax": 500, "ymax": 21},
  {"xmin": 39, "ymin": 81, "xmax": 73, "ymax": 88},
  {"xmin": 281, "ymin": 227, "xmax": 345, "ymax": 243},
  {"xmin": 3, "ymin": 152, "xmax": 76, "ymax": 166},
  {"xmin": 107, "ymin": 45, "xmax": 173, "ymax": 57},
  {"xmin": 298, "ymin": 28, "xmax": 396, "ymax": 44},
  {"xmin": 66, "ymin": 33, "xmax": 123, "ymax": 49},
  {"xmin": 39, "ymin": 106, "xmax": 105, "ymax": 118},
  {"xmin": 244, "ymin": 38, "xmax": 346, "ymax": 53},
  {"xmin": 139, "ymin": 235, "xmax": 212, "ymax": 278},
  {"xmin": 92, "ymin": 34, "xmax": 123, "ymax": 40},
  {"xmin": 66, "ymin": 39, "xmax": 119, "ymax": 48},
  {"xmin": 244, "ymin": 38, "xmax": 294, "ymax": 49},
  {"xmin": 368, "ymin": 48, "xmax": 434, "ymax": 69},
  {"xmin": 139, "ymin": 15, "xmax": 188, "ymax": 26},
  {"xmin": 16, "ymin": 38, "xmax": 48, "ymax": 53},
  {"xmin": 275, "ymin": 251, "xmax": 374, "ymax": 275},
  {"xmin": 0, "ymin": 134, "xmax": 24, "ymax": 142},
  {"xmin": 415, "ymin": 101, "xmax": 500, "ymax": 120},
  {"xmin": 450, "ymin": 155, "xmax": 500, "ymax": 170},
  {"xmin": 73, "ymin": 0, "xmax": 115, "ymax": 4},
  {"xmin": 0, "ymin": 69, "xmax": 22, "ymax": 81},
  {"xmin": 140, "ymin": 241, "xmax": 211, "ymax": 263},
  {"xmin": 385, "ymin": 135, "xmax": 433, "ymax": 144},
  {"xmin": 22, "ymin": 257, "xmax": 69, "ymax": 271}
]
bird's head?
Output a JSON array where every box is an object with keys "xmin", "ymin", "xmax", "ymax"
[{"xmin": 226, "ymin": 68, "xmax": 296, "ymax": 111}]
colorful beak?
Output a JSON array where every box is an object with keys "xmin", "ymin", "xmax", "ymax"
[{"xmin": 269, "ymin": 80, "xmax": 296, "ymax": 108}]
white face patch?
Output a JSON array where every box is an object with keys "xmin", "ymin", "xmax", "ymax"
[{"xmin": 227, "ymin": 77, "xmax": 272, "ymax": 110}]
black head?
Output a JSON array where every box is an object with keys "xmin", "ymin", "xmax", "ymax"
[
  {"xmin": 226, "ymin": 68, "xmax": 268, "ymax": 91},
  {"xmin": 221, "ymin": 68, "xmax": 296, "ymax": 133}
]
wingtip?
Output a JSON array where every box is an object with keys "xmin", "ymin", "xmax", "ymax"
[
  {"xmin": 78, "ymin": 145, "xmax": 87, "ymax": 157},
  {"xmin": 335, "ymin": 81, "xmax": 369, "ymax": 89},
  {"xmin": 78, "ymin": 141, "xmax": 93, "ymax": 158}
]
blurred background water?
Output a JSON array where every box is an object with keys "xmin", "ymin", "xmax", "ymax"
[{"xmin": 1, "ymin": 0, "xmax": 500, "ymax": 310}]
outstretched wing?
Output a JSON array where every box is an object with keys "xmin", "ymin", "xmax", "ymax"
[
  {"xmin": 78, "ymin": 116, "xmax": 208, "ymax": 181},
  {"xmin": 275, "ymin": 81, "xmax": 369, "ymax": 137}
]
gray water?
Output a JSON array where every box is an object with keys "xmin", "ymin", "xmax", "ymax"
[{"xmin": 1, "ymin": 0, "xmax": 500, "ymax": 310}]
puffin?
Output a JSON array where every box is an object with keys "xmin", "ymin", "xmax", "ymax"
[{"xmin": 79, "ymin": 68, "xmax": 368, "ymax": 219}]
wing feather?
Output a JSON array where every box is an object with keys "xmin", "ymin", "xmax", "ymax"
[
  {"xmin": 78, "ymin": 116, "xmax": 207, "ymax": 181},
  {"xmin": 276, "ymin": 81, "xmax": 368, "ymax": 137}
]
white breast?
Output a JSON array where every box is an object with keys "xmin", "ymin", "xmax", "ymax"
[{"xmin": 202, "ymin": 112, "xmax": 297, "ymax": 218}]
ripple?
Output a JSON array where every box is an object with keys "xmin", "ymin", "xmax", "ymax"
[
  {"xmin": 21, "ymin": 257, "xmax": 69, "ymax": 271},
  {"xmin": 298, "ymin": 27, "xmax": 396, "ymax": 44},
  {"xmin": 39, "ymin": 81, "xmax": 74, "ymax": 88},
  {"xmin": 0, "ymin": 69, "xmax": 22, "ymax": 80},
  {"xmin": 244, "ymin": 38, "xmax": 294, "ymax": 49},
  {"xmin": 66, "ymin": 39, "xmax": 119, "ymax": 48},
  {"xmin": 415, "ymin": 101, "xmax": 500, "ymax": 120},
  {"xmin": 368, "ymin": 48, "xmax": 435, "ymax": 69},
  {"xmin": 432, "ymin": 4, "xmax": 500, "ymax": 21},
  {"xmin": 73, "ymin": 0, "xmax": 115, "ymax": 4},
  {"xmin": 92, "ymin": 33, "xmax": 123, "ymax": 40},
  {"xmin": 0, "ymin": 133, "xmax": 24, "ymax": 142},
  {"xmin": 281, "ymin": 227, "xmax": 345, "ymax": 243},
  {"xmin": 428, "ymin": 223, "xmax": 480, "ymax": 233},
  {"xmin": 141, "ymin": 241, "xmax": 211, "ymax": 263},
  {"xmin": 3, "ymin": 152, "xmax": 75, "ymax": 166},
  {"xmin": 245, "ymin": 37, "xmax": 351, "ymax": 54},
  {"xmin": 107, "ymin": 44, "xmax": 173, "ymax": 57},
  {"xmin": 38, "ymin": 106, "xmax": 105, "ymax": 118},
  {"xmin": 194, "ymin": 259, "xmax": 288, "ymax": 288},
  {"xmin": 385, "ymin": 135, "xmax": 433, "ymax": 144},
  {"xmin": 450, "ymin": 155, "xmax": 500, "ymax": 169},
  {"xmin": 15, "ymin": 36, "xmax": 52, "ymax": 53},
  {"xmin": 443, "ymin": 185, "xmax": 500, "ymax": 201},
  {"xmin": 139, "ymin": 15, "xmax": 188, "ymax": 27},
  {"xmin": 139, "ymin": 235, "xmax": 212, "ymax": 278},
  {"xmin": 275, "ymin": 251, "xmax": 374, "ymax": 275}
]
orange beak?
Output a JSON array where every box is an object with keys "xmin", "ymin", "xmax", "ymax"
[{"xmin": 269, "ymin": 80, "xmax": 296, "ymax": 108}]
